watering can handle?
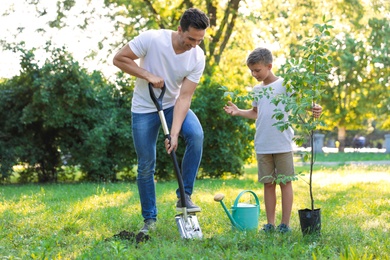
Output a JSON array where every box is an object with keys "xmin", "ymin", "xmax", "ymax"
[{"xmin": 234, "ymin": 190, "xmax": 260, "ymax": 212}]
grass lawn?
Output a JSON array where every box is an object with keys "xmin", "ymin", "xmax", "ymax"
[
  {"xmin": 1, "ymin": 163, "xmax": 389, "ymax": 259},
  {"xmin": 314, "ymin": 152, "xmax": 390, "ymax": 162}
]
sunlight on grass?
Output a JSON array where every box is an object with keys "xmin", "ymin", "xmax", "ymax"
[
  {"xmin": 75, "ymin": 189, "xmax": 133, "ymax": 211},
  {"xmin": 363, "ymin": 218, "xmax": 389, "ymax": 231},
  {"xmin": 313, "ymin": 171, "xmax": 390, "ymax": 186},
  {"xmin": 1, "ymin": 164, "xmax": 389, "ymax": 259},
  {"xmin": 0, "ymin": 193, "xmax": 46, "ymax": 215},
  {"xmin": 298, "ymin": 165, "xmax": 390, "ymax": 186}
]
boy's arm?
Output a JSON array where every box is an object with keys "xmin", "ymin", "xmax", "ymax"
[
  {"xmin": 312, "ymin": 103, "xmax": 322, "ymax": 118},
  {"xmin": 224, "ymin": 101, "xmax": 258, "ymax": 119}
]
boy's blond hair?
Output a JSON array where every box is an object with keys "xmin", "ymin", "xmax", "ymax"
[{"xmin": 247, "ymin": 47, "xmax": 273, "ymax": 66}]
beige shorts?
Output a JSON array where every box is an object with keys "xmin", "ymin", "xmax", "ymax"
[{"xmin": 257, "ymin": 152, "xmax": 295, "ymax": 184}]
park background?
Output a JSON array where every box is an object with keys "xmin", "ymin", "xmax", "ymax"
[
  {"xmin": 0, "ymin": 1, "xmax": 389, "ymax": 259},
  {"xmin": 1, "ymin": 0, "xmax": 389, "ymax": 183}
]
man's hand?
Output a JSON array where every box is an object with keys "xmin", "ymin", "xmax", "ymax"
[
  {"xmin": 147, "ymin": 75, "xmax": 165, "ymax": 89},
  {"xmin": 164, "ymin": 135, "xmax": 178, "ymax": 154}
]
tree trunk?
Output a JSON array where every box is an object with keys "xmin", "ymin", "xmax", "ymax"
[{"xmin": 337, "ymin": 126, "xmax": 346, "ymax": 152}]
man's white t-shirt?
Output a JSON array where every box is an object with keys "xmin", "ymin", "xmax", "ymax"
[
  {"xmin": 129, "ymin": 29, "xmax": 206, "ymax": 113},
  {"xmin": 252, "ymin": 78, "xmax": 294, "ymax": 154}
]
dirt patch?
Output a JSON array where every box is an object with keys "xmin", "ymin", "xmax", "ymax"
[{"xmin": 105, "ymin": 230, "xmax": 151, "ymax": 244}]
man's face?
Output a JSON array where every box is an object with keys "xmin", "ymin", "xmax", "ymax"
[
  {"xmin": 248, "ymin": 63, "xmax": 272, "ymax": 82},
  {"xmin": 178, "ymin": 26, "xmax": 205, "ymax": 51}
]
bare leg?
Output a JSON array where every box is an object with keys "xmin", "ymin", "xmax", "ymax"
[
  {"xmin": 280, "ymin": 181, "xmax": 293, "ymax": 226},
  {"xmin": 264, "ymin": 182, "xmax": 277, "ymax": 225}
]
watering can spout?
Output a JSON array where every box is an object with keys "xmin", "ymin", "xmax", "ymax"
[
  {"xmin": 214, "ymin": 190, "xmax": 260, "ymax": 231},
  {"xmin": 214, "ymin": 194, "xmax": 243, "ymax": 231}
]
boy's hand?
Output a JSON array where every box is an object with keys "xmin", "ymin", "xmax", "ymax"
[
  {"xmin": 224, "ymin": 101, "xmax": 239, "ymax": 116},
  {"xmin": 312, "ymin": 104, "xmax": 322, "ymax": 118}
]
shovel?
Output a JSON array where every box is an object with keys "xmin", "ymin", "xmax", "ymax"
[{"xmin": 148, "ymin": 83, "xmax": 202, "ymax": 239}]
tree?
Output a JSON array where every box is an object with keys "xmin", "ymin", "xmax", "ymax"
[
  {"xmin": 321, "ymin": 15, "xmax": 390, "ymax": 150},
  {"xmin": 322, "ymin": 34, "xmax": 368, "ymax": 151},
  {"xmin": 254, "ymin": 0, "xmax": 389, "ymax": 150},
  {"xmin": 0, "ymin": 43, "xmax": 136, "ymax": 183},
  {"xmin": 3, "ymin": 0, "xmax": 389, "ymax": 181},
  {"xmin": 277, "ymin": 21, "xmax": 333, "ymax": 212},
  {"xmin": 366, "ymin": 18, "xmax": 390, "ymax": 130}
]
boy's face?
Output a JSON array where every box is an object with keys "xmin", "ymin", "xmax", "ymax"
[{"xmin": 248, "ymin": 62, "xmax": 272, "ymax": 82}]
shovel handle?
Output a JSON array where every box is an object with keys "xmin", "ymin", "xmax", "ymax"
[
  {"xmin": 148, "ymin": 83, "xmax": 166, "ymax": 112},
  {"xmin": 148, "ymin": 82, "xmax": 187, "ymax": 214},
  {"xmin": 148, "ymin": 83, "xmax": 169, "ymax": 138}
]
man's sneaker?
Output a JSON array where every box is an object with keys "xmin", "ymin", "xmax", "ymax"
[
  {"xmin": 276, "ymin": 223, "xmax": 292, "ymax": 233},
  {"xmin": 139, "ymin": 219, "xmax": 156, "ymax": 234},
  {"xmin": 261, "ymin": 223, "xmax": 275, "ymax": 233},
  {"xmin": 176, "ymin": 194, "xmax": 201, "ymax": 213}
]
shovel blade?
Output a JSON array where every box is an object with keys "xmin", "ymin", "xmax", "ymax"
[{"xmin": 175, "ymin": 214, "xmax": 203, "ymax": 239}]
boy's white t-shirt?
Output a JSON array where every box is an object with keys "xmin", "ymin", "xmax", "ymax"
[
  {"xmin": 252, "ymin": 78, "xmax": 294, "ymax": 154},
  {"xmin": 129, "ymin": 29, "xmax": 206, "ymax": 113}
]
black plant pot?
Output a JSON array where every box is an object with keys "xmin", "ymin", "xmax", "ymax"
[{"xmin": 298, "ymin": 208, "xmax": 321, "ymax": 235}]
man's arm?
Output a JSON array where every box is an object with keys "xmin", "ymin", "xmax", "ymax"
[
  {"xmin": 165, "ymin": 77, "xmax": 197, "ymax": 154},
  {"xmin": 113, "ymin": 44, "xmax": 164, "ymax": 88}
]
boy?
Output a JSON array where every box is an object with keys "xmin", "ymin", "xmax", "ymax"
[{"xmin": 223, "ymin": 47, "xmax": 322, "ymax": 233}]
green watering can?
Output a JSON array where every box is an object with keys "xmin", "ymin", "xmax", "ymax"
[{"xmin": 214, "ymin": 190, "xmax": 260, "ymax": 231}]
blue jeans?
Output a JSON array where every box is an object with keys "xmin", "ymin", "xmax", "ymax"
[{"xmin": 132, "ymin": 106, "xmax": 203, "ymax": 220}]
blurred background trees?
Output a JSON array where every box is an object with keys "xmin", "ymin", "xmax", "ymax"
[
  {"xmin": 0, "ymin": 44, "xmax": 136, "ymax": 182},
  {"xmin": 0, "ymin": 0, "xmax": 389, "ymax": 183}
]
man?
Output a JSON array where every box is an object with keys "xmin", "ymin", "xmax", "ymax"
[{"xmin": 113, "ymin": 8, "xmax": 210, "ymax": 234}]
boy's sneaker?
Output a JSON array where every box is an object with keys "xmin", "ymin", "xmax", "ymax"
[
  {"xmin": 261, "ymin": 223, "xmax": 275, "ymax": 233},
  {"xmin": 139, "ymin": 219, "xmax": 156, "ymax": 234},
  {"xmin": 176, "ymin": 194, "xmax": 201, "ymax": 213},
  {"xmin": 276, "ymin": 223, "xmax": 292, "ymax": 233}
]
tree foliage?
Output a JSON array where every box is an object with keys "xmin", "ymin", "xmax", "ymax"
[
  {"xmin": 1, "ymin": 0, "xmax": 389, "ymax": 182},
  {"xmin": 278, "ymin": 21, "xmax": 333, "ymax": 210},
  {"xmin": 192, "ymin": 76, "xmax": 255, "ymax": 178},
  {"xmin": 320, "ymin": 15, "xmax": 390, "ymax": 150},
  {"xmin": 0, "ymin": 43, "xmax": 136, "ymax": 183},
  {"xmin": 252, "ymin": 0, "xmax": 390, "ymax": 150}
]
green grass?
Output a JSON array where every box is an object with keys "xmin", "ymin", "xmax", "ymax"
[
  {"xmin": 314, "ymin": 152, "xmax": 390, "ymax": 162},
  {"xmin": 1, "ymin": 164, "xmax": 390, "ymax": 259}
]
